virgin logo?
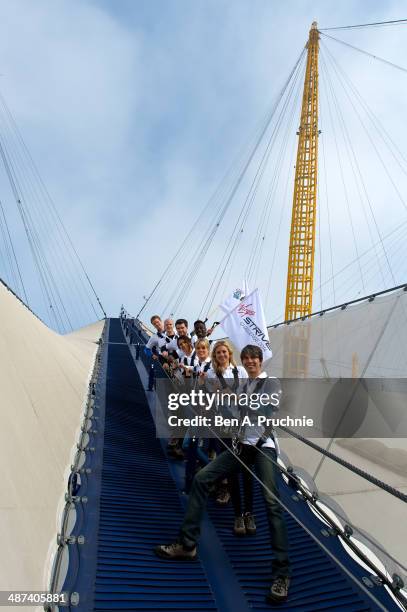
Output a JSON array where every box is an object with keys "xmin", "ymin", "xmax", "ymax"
[{"xmin": 237, "ymin": 303, "xmax": 255, "ymax": 316}]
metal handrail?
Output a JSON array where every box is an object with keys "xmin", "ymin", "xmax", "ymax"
[
  {"xmin": 271, "ymin": 282, "xmax": 407, "ymax": 328},
  {"xmin": 44, "ymin": 321, "xmax": 108, "ymax": 610}
]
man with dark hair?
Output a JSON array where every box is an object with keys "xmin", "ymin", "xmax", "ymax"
[
  {"xmin": 175, "ymin": 318, "xmax": 189, "ymax": 334},
  {"xmin": 191, "ymin": 319, "xmax": 218, "ymax": 342},
  {"xmin": 154, "ymin": 344, "xmax": 291, "ymax": 603},
  {"xmin": 240, "ymin": 344, "xmax": 263, "ymax": 361},
  {"xmin": 192, "ymin": 320, "xmax": 207, "ymax": 340},
  {"xmin": 163, "ymin": 319, "xmax": 190, "ymax": 357}
]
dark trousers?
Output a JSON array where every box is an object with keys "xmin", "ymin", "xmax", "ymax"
[
  {"xmin": 229, "ymin": 446, "xmax": 255, "ymax": 516},
  {"xmin": 179, "ymin": 445, "xmax": 290, "ymax": 579},
  {"xmin": 221, "ymin": 440, "xmax": 254, "ymax": 516}
]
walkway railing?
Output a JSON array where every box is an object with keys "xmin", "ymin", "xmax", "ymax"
[{"xmin": 44, "ymin": 320, "xmax": 108, "ymax": 610}]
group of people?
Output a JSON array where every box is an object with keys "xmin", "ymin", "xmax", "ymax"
[
  {"xmin": 145, "ymin": 315, "xmax": 215, "ymax": 379},
  {"xmin": 144, "ymin": 314, "xmax": 291, "ymax": 604}
]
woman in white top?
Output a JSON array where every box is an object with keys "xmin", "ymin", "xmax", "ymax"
[
  {"xmin": 206, "ymin": 340, "xmax": 247, "ymax": 386},
  {"xmin": 193, "ymin": 339, "xmax": 212, "ymax": 377},
  {"xmin": 177, "ymin": 336, "xmax": 197, "ymax": 378},
  {"xmin": 205, "ymin": 341, "xmax": 250, "ymax": 511}
]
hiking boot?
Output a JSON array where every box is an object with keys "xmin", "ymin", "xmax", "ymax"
[
  {"xmin": 233, "ymin": 515, "xmax": 246, "ymax": 536},
  {"xmin": 153, "ymin": 541, "xmax": 197, "ymax": 561},
  {"xmin": 216, "ymin": 485, "xmax": 230, "ymax": 505},
  {"xmin": 244, "ymin": 512, "xmax": 256, "ymax": 535},
  {"xmin": 266, "ymin": 576, "xmax": 290, "ymax": 603}
]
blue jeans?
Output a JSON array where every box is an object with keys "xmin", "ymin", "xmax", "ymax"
[{"xmin": 179, "ymin": 445, "xmax": 290, "ymax": 579}]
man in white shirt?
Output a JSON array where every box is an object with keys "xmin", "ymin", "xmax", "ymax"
[
  {"xmin": 154, "ymin": 344, "xmax": 291, "ymax": 603},
  {"xmin": 146, "ymin": 315, "xmax": 167, "ymax": 358},
  {"xmin": 191, "ymin": 319, "xmax": 217, "ymax": 344},
  {"xmin": 163, "ymin": 318, "xmax": 176, "ymax": 341},
  {"xmin": 159, "ymin": 319, "xmax": 178, "ymax": 359}
]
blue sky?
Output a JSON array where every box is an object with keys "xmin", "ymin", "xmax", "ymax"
[{"xmin": 0, "ymin": 0, "xmax": 406, "ymax": 331}]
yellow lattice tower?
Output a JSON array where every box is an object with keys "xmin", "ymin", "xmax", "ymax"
[{"xmin": 285, "ymin": 22, "xmax": 320, "ymax": 322}]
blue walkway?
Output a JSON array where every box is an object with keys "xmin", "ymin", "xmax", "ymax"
[{"xmin": 67, "ymin": 318, "xmax": 401, "ymax": 611}]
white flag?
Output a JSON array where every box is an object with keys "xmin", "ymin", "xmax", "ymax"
[
  {"xmin": 219, "ymin": 280, "xmax": 251, "ymax": 315},
  {"xmin": 219, "ymin": 288, "xmax": 272, "ymax": 362}
]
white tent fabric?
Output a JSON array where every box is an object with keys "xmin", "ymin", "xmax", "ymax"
[
  {"xmin": 0, "ymin": 281, "xmax": 103, "ymax": 594},
  {"xmin": 264, "ymin": 287, "xmax": 407, "ymax": 578},
  {"xmin": 268, "ymin": 287, "xmax": 407, "ymax": 378}
]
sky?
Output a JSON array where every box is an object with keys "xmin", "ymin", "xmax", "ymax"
[{"xmin": 0, "ymin": 0, "xmax": 406, "ymax": 331}]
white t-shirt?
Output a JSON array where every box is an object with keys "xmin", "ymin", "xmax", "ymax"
[
  {"xmin": 205, "ymin": 365, "xmax": 248, "ymax": 416},
  {"xmin": 165, "ymin": 333, "xmax": 191, "ymax": 359},
  {"xmin": 194, "ymin": 357, "xmax": 212, "ymax": 375},
  {"xmin": 237, "ymin": 372, "xmax": 281, "ymax": 451},
  {"xmin": 181, "ymin": 351, "xmax": 198, "ymax": 369},
  {"xmin": 146, "ymin": 331, "xmax": 167, "ymax": 354},
  {"xmin": 206, "ymin": 364, "xmax": 248, "ymax": 381}
]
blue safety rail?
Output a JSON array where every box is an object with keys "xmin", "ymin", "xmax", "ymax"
[{"xmin": 62, "ymin": 318, "xmax": 403, "ymax": 611}]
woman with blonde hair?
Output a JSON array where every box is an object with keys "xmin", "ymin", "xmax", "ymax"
[
  {"xmin": 193, "ymin": 338, "xmax": 212, "ymax": 377},
  {"xmin": 206, "ymin": 341, "xmax": 248, "ymax": 509},
  {"xmin": 207, "ymin": 340, "xmax": 246, "ymax": 384}
]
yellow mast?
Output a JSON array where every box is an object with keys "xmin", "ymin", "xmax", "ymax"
[{"xmin": 285, "ymin": 22, "xmax": 320, "ymax": 322}]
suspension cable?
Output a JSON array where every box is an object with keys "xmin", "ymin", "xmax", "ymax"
[
  {"xmin": 0, "ymin": 114, "xmax": 84, "ymax": 327},
  {"xmin": 142, "ymin": 48, "xmax": 307, "ymax": 320},
  {"xmin": 245, "ymin": 69, "xmax": 302, "ymax": 286},
  {"xmin": 0, "ymin": 92, "xmax": 105, "ymax": 321},
  {"xmin": 320, "ymin": 46, "xmax": 393, "ymax": 287},
  {"xmin": 323, "ymin": 225, "xmax": 407, "ymax": 306},
  {"xmin": 200, "ymin": 50, "xmax": 306, "ymax": 318},
  {"xmin": 320, "ymin": 32, "xmax": 407, "ymax": 74},
  {"xmin": 320, "ymin": 18, "xmax": 407, "ymax": 31},
  {"xmin": 320, "ymin": 53, "xmax": 366, "ymax": 293},
  {"xmin": 173, "ymin": 48, "xmax": 307, "ymax": 318},
  {"xmin": 139, "ymin": 79, "xmax": 293, "ymax": 318},
  {"xmin": 321, "ymin": 42, "xmax": 407, "ymax": 215},
  {"xmin": 279, "ymin": 425, "xmax": 407, "ymax": 503},
  {"xmin": 0, "ymin": 138, "xmax": 65, "ymax": 330},
  {"xmin": 203, "ymin": 67, "xmax": 303, "ymax": 314},
  {"xmin": 265, "ymin": 125, "xmax": 296, "ymax": 313},
  {"xmin": 268, "ymin": 219, "xmax": 407, "ymax": 326},
  {"xmin": 0, "ymin": 93, "xmax": 104, "ymax": 326},
  {"xmin": 319, "ymin": 99, "xmax": 336, "ymax": 306},
  {"xmin": 0, "ymin": 198, "xmax": 28, "ymax": 303}
]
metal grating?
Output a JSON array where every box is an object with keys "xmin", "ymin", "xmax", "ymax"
[{"xmin": 93, "ymin": 318, "xmax": 217, "ymax": 611}]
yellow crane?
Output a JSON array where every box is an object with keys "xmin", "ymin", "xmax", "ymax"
[{"xmin": 285, "ymin": 22, "xmax": 320, "ymax": 322}]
